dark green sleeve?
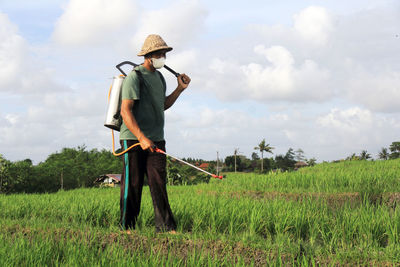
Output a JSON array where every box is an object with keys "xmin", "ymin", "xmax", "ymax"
[{"xmin": 121, "ymin": 71, "xmax": 140, "ymax": 100}]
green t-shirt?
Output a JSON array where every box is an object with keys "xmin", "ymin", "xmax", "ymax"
[{"xmin": 119, "ymin": 65, "xmax": 166, "ymax": 141}]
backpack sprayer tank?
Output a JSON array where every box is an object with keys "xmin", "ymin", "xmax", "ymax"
[
  {"xmin": 104, "ymin": 75, "xmax": 125, "ymax": 131},
  {"xmin": 104, "ymin": 61, "xmax": 139, "ymax": 131}
]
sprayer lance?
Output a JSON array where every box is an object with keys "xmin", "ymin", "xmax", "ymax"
[
  {"xmin": 153, "ymin": 146, "xmax": 223, "ymax": 179},
  {"xmin": 164, "ymin": 65, "xmax": 189, "ymax": 84},
  {"xmin": 164, "ymin": 65, "xmax": 180, "ymax": 77}
]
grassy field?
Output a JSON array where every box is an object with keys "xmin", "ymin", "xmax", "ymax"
[{"xmin": 1, "ymin": 159, "xmax": 400, "ymax": 266}]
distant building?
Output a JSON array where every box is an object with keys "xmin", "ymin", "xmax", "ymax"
[
  {"xmin": 294, "ymin": 161, "xmax": 308, "ymax": 170},
  {"xmin": 94, "ymin": 174, "xmax": 121, "ymax": 187},
  {"xmin": 199, "ymin": 163, "xmax": 209, "ymax": 170}
]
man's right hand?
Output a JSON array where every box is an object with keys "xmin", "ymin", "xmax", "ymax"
[{"xmin": 138, "ymin": 135, "xmax": 155, "ymax": 152}]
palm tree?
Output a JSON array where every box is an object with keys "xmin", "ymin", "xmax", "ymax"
[
  {"xmin": 306, "ymin": 158, "xmax": 317, "ymax": 166},
  {"xmin": 254, "ymin": 139, "xmax": 274, "ymax": 172},
  {"xmin": 378, "ymin": 147, "xmax": 389, "ymax": 160},
  {"xmin": 360, "ymin": 150, "xmax": 371, "ymax": 160},
  {"xmin": 347, "ymin": 153, "xmax": 359, "ymax": 161},
  {"xmin": 389, "ymin": 142, "xmax": 400, "ymax": 159}
]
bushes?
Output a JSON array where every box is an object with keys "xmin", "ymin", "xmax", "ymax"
[{"xmin": 0, "ymin": 147, "xmax": 122, "ymax": 194}]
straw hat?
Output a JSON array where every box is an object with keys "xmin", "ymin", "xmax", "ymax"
[{"xmin": 137, "ymin": 34, "xmax": 173, "ymax": 56}]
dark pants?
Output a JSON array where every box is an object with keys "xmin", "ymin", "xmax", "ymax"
[{"xmin": 119, "ymin": 140, "xmax": 176, "ymax": 232}]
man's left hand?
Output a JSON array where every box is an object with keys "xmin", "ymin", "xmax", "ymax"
[{"xmin": 177, "ymin": 74, "xmax": 191, "ymax": 91}]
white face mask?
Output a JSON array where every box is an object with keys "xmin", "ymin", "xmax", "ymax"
[{"xmin": 151, "ymin": 57, "xmax": 166, "ymax": 69}]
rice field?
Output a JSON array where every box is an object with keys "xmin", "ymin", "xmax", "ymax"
[{"xmin": 1, "ymin": 159, "xmax": 400, "ymax": 266}]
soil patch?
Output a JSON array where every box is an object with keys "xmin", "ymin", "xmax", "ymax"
[
  {"xmin": 197, "ymin": 190, "xmax": 400, "ymax": 208},
  {"xmin": 2, "ymin": 225, "xmax": 276, "ymax": 265}
]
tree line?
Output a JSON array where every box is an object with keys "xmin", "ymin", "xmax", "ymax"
[
  {"xmin": 224, "ymin": 140, "xmax": 400, "ymax": 173},
  {"xmin": 345, "ymin": 141, "xmax": 400, "ymax": 161},
  {"xmin": 224, "ymin": 140, "xmax": 316, "ymax": 173},
  {"xmin": 0, "ymin": 141, "xmax": 399, "ymax": 194}
]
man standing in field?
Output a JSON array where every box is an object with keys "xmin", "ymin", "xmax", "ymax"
[{"xmin": 119, "ymin": 34, "xmax": 190, "ymax": 233}]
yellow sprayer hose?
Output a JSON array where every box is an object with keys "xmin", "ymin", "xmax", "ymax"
[{"xmin": 111, "ymin": 129, "xmax": 140, "ymax": 156}]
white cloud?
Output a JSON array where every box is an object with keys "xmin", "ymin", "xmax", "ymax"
[
  {"xmin": 202, "ymin": 4, "xmax": 400, "ymax": 114},
  {"xmin": 205, "ymin": 57, "xmax": 247, "ymax": 101},
  {"xmin": 0, "ymin": 86, "xmax": 110, "ymax": 163},
  {"xmin": 293, "ymin": 6, "xmax": 333, "ymax": 46},
  {"xmin": 245, "ymin": 6, "xmax": 334, "ymax": 49},
  {"xmin": 0, "ymin": 12, "xmax": 69, "ymax": 95},
  {"xmin": 254, "ymin": 45, "xmax": 294, "ymax": 67},
  {"xmin": 347, "ymin": 70, "xmax": 400, "ymax": 113},
  {"xmin": 52, "ymin": 0, "xmax": 138, "ymax": 46},
  {"xmin": 167, "ymin": 50, "xmax": 197, "ymax": 69},
  {"xmin": 243, "ymin": 46, "xmax": 295, "ymax": 97},
  {"xmin": 205, "ymin": 45, "xmax": 331, "ymax": 103},
  {"xmin": 317, "ymin": 107, "xmax": 373, "ymax": 134},
  {"xmin": 131, "ymin": 0, "xmax": 208, "ymax": 52},
  {"xmin": 315, "ymin": 107, "xmax": 400, "ymax": 158},
  {"xmin": 0, "ymin": 12, "xmax": 27, "ymax": 90}
]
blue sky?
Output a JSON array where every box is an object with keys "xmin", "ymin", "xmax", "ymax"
[{"xmin": 0, "ymin": 0, "xmax": 399, "ymax": 163}]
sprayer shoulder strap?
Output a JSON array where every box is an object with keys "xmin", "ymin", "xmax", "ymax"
[
  {"xmin": 156, "ymin": 70, "xmax": 167, "ymax": 93},
  {"xmin": 134, "ymin": 69, "xmax": 145, "ymax": 95}
]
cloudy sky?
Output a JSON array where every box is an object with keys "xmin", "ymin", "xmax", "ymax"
[{"xmin": 0, "ymin": 0, "xmax": 399, "ymax": 164}]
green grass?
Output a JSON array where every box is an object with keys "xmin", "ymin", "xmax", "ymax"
[{"xmin": 0, "ymin": 159, "xmax": 400, "ymax": 266}]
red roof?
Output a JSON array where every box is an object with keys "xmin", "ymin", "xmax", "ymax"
[
  {"xmin": 94, "ymin": 174, "xmax": 121, "ymax": 184},
  {"xmin": 106, "ymin": 174, "xmax": 121, "ymax": 181},
  {"xmin": 199, "ymin": 163, "xmax": 209, "ymax": 169}
]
